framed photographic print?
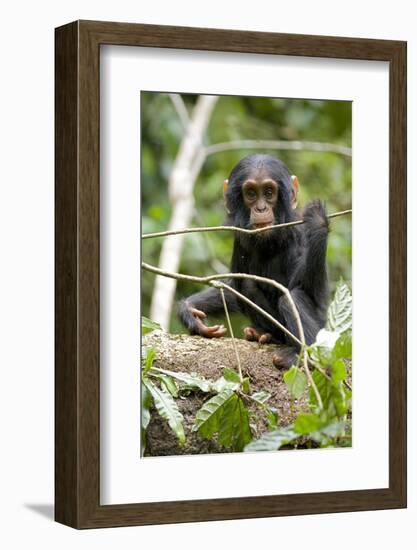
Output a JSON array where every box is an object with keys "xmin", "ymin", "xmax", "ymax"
[{"xmin": 55, "ymin": 20, "xmax": 406, "ymax": 528}]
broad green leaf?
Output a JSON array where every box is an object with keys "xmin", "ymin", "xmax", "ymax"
[
  {"xmin": 192, "ymin": 389, "xmax": 235, "ymax": 438},
  {"xmin": 211, "ymin": 376, "xmax": 240, "ymax": 394},
  {"xmin": 217, "ymin": 395, "xmax": 252, "ymax": 451},
  {"xmin": 251, "ymin": 391, "xmax": 272, "ymax": 404},
  {"xmin": 331, "ymin": 359, "xmax": 347, "ymax": 384},
  {"xmin": 157, "ymin": 374, "xmax": 179, "ymax": 397},
  {"xmin": 284, "ymin": 366, "xmax": 308, "ymax": 399},
  {"xmin": 309, "ymin": 369, "xmax": 329, "ymax": 409},
  {"xmin": 266, "ymin": 408, "xmax": 279, "ymax": 430},
  {"xmin": 332, "ymin": 331, "xmax": 352, "ymax": 361},
  {"xmin": 242, "ymin": 377, "xmax": 251, "ymax": 394},
  {"xmin": 309, "ymin": 368, "xmax": 348, "ymax": 418},
  {"xmin": 141, "ymin": 383, "xmax": 152, "ymax": 456},
  {"xmin": 326, "ymin": 280, "xmax": 352, "ymax": 333},
  {"xmin": 141, "ymin": 383, "xmax": 152, "ymax": 432},
  {"xmin": 143, "ymin": 379, "xmax": 186, "ymax": 445},
  {"xmin": 310, "ymin": 419, "xmax": 348, "ymax": 447},
  {"xmin": 223, "ymin": 367, "xmax": 241, "ymax": 384},
  {"xmin": 331, "ymin": 384, "xmax": 348, "ymax": 416},
  {"xmin": 244, "ymin": 426, "xmax": 299, "ymax": 452},
  {"xmin": 310, "ymin": 329, "xmax": 351, "ymax": 366},
  {"xmin": 294, "ymin": 413, "xmax": 322, "ymax": 434},
  {"xmin": 320, "ymin": 419, "xmax": 346, "ymax": 438},
  {"xmin": 151, "ymin": 367, "xmax": 212, "ymax": 393},
  {"xmin": 141, "ymin": 316, "xmax": 162, "ymax": 335},
  {"xmin": 142, "ymin": 346, "xmax": 156, "ymax": 374}
]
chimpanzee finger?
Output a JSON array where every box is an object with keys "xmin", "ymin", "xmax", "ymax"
[
  {"xmin": 193, "ymin": 317, "xmax": 219, "ymax": 337},
  {"xmin": 206, "ymin": 325, "xmax": 227, "ymax": 338},
  {"xmin": 190, "ymin": 307, "xmax": 207, "ymax": 319},
  {"xmin": 259, "ymin": 333, "xmax": 272, "ymax": 344},
  {"xmin": 199, "ymin": 323, "xmax": 226, "ymax": 338},
  {"xmin": 243, "ymin": 326, "xmax": 257, "ymax": 341}
]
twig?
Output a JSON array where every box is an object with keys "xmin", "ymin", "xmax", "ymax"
[
  {"xmin": 220, "ymin": 288, "xmax": 243, "ymax": 383},
  {"xmin": 141, "ymin": 262, "xmax": 323, "ymax": 409},
  {"xmin": 204, "ymin": 139, "xmax": 352, "ymax": 158},
  {"xmin": 142, "ymin": 209, "xmax": 352, "ymax": 240},
  {"xmin": 142, "ymin": 263, "xmax": 300, "ymax": 344},
  {"xmin": 168, "ymin": 93, "xmax": 190, "ymax": 129}
]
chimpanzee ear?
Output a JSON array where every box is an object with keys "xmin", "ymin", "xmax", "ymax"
[
  {"xmin": 223, "ymin": 179, "xmax": 231, "ymax": 213},
  {"xmin": 291, "ymin": 175, "xmax": 299, "ymax": 209}
]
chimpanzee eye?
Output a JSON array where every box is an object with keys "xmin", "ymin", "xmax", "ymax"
[
  {"xmin": 246, "ymin": 189, "xmax": 256, "ymax": 199},
  {"xmin": 265, "ymin": 188, "xmax": 273, "ymax": 198}
]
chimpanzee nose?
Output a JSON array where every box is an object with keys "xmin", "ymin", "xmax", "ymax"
[{"xmin": 255, "ymin": 204, "xmax": 267, "ymax": 213}]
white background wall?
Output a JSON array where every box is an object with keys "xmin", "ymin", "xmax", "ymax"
[{"xmin": 0, "ymin": 1, "xmax": 415, "ymax": 548}]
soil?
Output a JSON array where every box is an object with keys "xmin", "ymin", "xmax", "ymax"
[{"xmin": 143, "ymin": 331, "xmax": 308, "ymax": 456}]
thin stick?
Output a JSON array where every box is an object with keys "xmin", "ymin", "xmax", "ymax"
[
  {"xmin": 142, "ymin": 209, "xmax": 352, "ymax": 240},
  {"xmin": 142, "ymin": 263, "xmax": 302, "ymax": 344},
  {"xmin": 204, "ymin": 139, "xmax": 352, "ymax": 158},
  {"xmin": 220, "ymin": 288, "xmax": 243, "ymax": 383}
]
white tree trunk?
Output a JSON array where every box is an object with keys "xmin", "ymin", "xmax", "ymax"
[{"xmin": 149, "ymin": 95, "xmax": 218, "ymax": 329}]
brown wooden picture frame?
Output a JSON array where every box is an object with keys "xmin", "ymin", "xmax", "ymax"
[{"xmin": 55, "ymin": 20, "xmax": 407, "ymax": 529}]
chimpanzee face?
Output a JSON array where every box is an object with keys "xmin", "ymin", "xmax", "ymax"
[
  {"xmin": 224, "ymin": 154, "xmax": 299, "ymax": 231},
  {"xmin": 241, "ymin": 171, "xmax": 279, "ymax": 229}
]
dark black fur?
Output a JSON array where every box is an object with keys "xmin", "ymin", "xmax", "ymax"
[{"xmin": 177, "ymin": 154, "xmax": 329, "ymax": 367}]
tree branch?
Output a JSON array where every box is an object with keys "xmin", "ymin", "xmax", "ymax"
[
  {"xmin": 204, "ymin": 139, "xmax": 352, "ymax": 158},
  {"xmin": 143, "ymin": 208, "xmax": 352, "ymax": 240},
  {"xmin": 168, "ymin": 93, "xmax": 190, "ymax": 129}
]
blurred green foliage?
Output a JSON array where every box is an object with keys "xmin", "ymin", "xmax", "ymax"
[{"xmin": 141, "ymin": 93, "xmax": 352, "ymax": 334}]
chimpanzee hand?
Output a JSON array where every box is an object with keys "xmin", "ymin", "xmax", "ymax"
[
  {"xmin": 302, "ymin": 200, "xmax": 329, "ymax": 234},
  {"xmin": 189, "ymin": 307, "xmax": 227, "ymax": 338}
]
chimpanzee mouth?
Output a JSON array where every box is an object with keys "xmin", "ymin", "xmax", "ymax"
[{"xmin": 253, "ymin": 222, "xmax": 273, "ymax": 229}]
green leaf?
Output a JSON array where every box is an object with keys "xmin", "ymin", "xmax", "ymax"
[
  {"xmin": 141, "ymin": 316, "xmax": 162, "ymax": 335},
  {"xmin": 244, "ymin": 426, "xmax": 299, "ymax": 452},
  {"xmin": 142, "ymin": 346, "xmax": 156, "ymax": 374},
  {"xmin": 242, "ymin": 377, "xmax": 251, "ymax": 394},
  {"xmin": 315, "ymin": 328, "xmax": 340, "ymax": 349},
  {"xmin": 217, "ymin": 394, "xmax": 252, "ymax": 451},
  {"xmin": 332, "ymin": 331, "xmax": 352, "ymax": 361},
  {"xmin": 143, "ymin": 379, "xmax": 186, "ymax": 445},
  {"xmin": 309, "ymin": 369, "xmax": 329, "ymax": 409},
  {"xmin": 211, "ymin": 376, "xmax": 240, "ymax": 394},
  {"xmin": 251, "ymin": 391, "xmax": 272, "ymax": 404},
  {"xmin": 294, "ymin": 413, "xmax": 322, "ymax": 434},
  {"xmin": 331, "ymin": 359, "xmax": 347, "ymax": 384},
  {"xmin": 157, "ymin": 374, "xmax": 179, "ymax": 397},
  {"xmin": 141, "ymin": 383, "xmax": 152, "ymax": 456},
  {"xmin": 223, "ymin": 367, "xmax": 241, "ymax": 384},
  {"xmin": 284, "ymin": 366, "xmax": 308, "ymax": 399},
  {"xmin": 320, "ymin": 419, "xmax": 346, "ymax": 438},
  {"xmin": 309, "ymin": 368, "xmax": 349, "ymax": 418},
  {"xmin": 141, "ymin": 383, "xmax": 152, "ymax": 431},
  {"xmin": 326, "ymin": 280, "xmax": 352, "ymax": 333},
  {"xmin": 192, "ymin": 389, "xmax": 235, "ymax": 438},
  {"xmin": 266, "ymin": 408, "xmax": 279, "ymax": 430},
  {"xmin": 310, "ymin": 329, "xmax": 351, "ymax": 366},
  {"xmin": 151, "ymin": 367, "xmax": 213, "ymax": 393},
  {"xmin": 331, "ymin": 384, "xmax": 348, "ymax": 416}
]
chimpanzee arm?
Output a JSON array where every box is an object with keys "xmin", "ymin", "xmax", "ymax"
[
  {"xmin": 177, "ymin": 284, "xmax": 240, "ymax": 338},
  {"xmin": 294, "ymin": 200, "xmax": 329, "ymax": 307}
]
